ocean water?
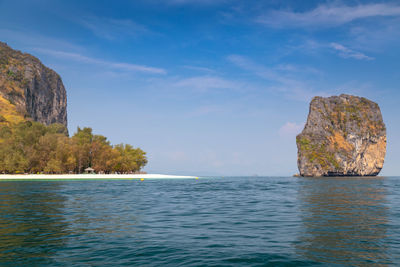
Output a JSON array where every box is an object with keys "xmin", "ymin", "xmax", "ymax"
[{"xmin": 0, "ymin": 176, "xmax": 399, "ymax": 266}]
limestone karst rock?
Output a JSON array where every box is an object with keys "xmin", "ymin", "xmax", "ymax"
[
  {"xmin": 296, "ymin": 94, "xmax": 386, "ymax": 177},
  {"xmin": 0, "ymin": 42, "xmax": 67, "ymax": 127}
]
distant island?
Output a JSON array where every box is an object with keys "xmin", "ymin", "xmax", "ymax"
[
  {"xmin": 0, "ymin": 42, "xmax": 147, "ymax": 174},
  {"xmin": 296, "ymin": 94, "xmax": 386, "ymax": 177}
]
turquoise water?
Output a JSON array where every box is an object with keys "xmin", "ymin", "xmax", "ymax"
[{"xmin": 0, "ymin": 176, "xmax": 399, "ymax": 266}]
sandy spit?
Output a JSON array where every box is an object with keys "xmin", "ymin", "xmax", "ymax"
[{"xmin": 0, "ymin": 174, "xmax": 198, "ymax": 180}]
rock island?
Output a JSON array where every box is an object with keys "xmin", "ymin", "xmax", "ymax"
[
  {"xmin": 296, "ymin": 94, "xmax": 386, "ymax": 177},
  {"xmin": 0, "ymin": 42, "xmax": 147, "ymax": 175}
]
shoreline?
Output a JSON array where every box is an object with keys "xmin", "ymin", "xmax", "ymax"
[{"xmin": 0, "ymin": 174, "xmax": 198, "ymax": 180}]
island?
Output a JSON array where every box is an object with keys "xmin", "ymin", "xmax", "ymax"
[
  {"xmin": 0, "ymin": 42, "xmax": 148, "ymax": 175},
  {"xmin": 296, "ymin": 94, "xmax": 386, "ymax": 177}
]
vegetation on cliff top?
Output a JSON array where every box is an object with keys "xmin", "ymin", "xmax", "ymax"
[
  {"xmin": 313, "ymin": 95, "xmax": 385, "ymax": 137},
  {"xmin": 0, "ymin": 121, "xmax": 147, "ymax": 174},
  {"xmin": 0, "ymin": 42, "xmax": 32, "ymax": 99}
]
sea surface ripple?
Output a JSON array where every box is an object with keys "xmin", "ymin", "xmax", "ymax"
[{"xmin": 0, "ymin": 176, "xmax": 399, "ymax": 266}]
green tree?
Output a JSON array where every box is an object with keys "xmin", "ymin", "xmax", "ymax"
[
  {"xmin": 44, "ymin": 158, "xmax": 63, "ymax": 174},
  {"xmin": 0, "ymin": 122, "xmax": 147, "ymax": 174},
  {"xmin": 47, "ymin": 123, "xmax": 68, "ymax": 136},
  {"xmin": 72, "ymin": 127, "xmax": 93, "ymax": 173},
  {"xmin": 91, "ymin": 135, "xmax": 113, "ymax": 173},
  {"xmin": 113, "ymin": 144, "xmax": 147, "ymax": 173}
]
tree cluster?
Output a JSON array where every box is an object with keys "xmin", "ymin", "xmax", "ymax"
[{"xmin": 0, "ymin": 121, "xmax": 147, "ymax": 174}]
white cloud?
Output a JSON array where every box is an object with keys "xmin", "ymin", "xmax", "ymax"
[
  {"xmin": 279, "ymin": 122, "xmax": 304, "ymax": 137},
  {"xmin": 257, "ymin": 3, "xmax": 400, "ymax": 28},
  {"xmin": 0, "ymin": 28, "xmax": 83, "ymax": 52},
  {"xmin": 34, "ymin": 48, "xmax": 166, "ymax": 74},
  {"xmin": 79, "ymin": 16, "xmax": 149, "ymax": 40},
  {"xmin": 0, "ymin": 30, "xmax": 164, "ymax": 73},
  {"xmin": 174, "ymin": 75, "xmax": 240, "ymax": 92},
  {"xmin": 281, "ymin": 39, "xmax": 374, "ymax": 61},
  {"xmin": 227, "ymin": 54, "xmax": 327, "ymax": 101},
  {"xmin": 275, "ymin": 64, "xmax": 322, "ymax": 75},
  {"xmin": 348, "ymin": 18, "xmax": 400, "ymax": 52},
  {"xmin": 183, "ymin": 65, "xmax": 215, "ymax": 73},
  {"xmin": 330, "ymin": 43, "xmax": 374, "ymax": 60}
]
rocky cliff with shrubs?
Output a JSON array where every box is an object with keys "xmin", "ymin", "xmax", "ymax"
[
  {"xmin": 0, "ymin": 42, "xmax": 147, "ymax": 174},
  {"xmin": 297, "ymin": 94, "xmax": 386, "ymax": 177},
  {"xmin": 0, "ymin": 42, "xmax": 67, "ymax": 127}
]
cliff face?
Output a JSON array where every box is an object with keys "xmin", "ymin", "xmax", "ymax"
[
  {"xmin": 296, "ymin": 94, "xmax": 386, "ymax": 177},
  {"xmin": 0, "ymin": 42, "xmax": 67, "ymax": 127}
]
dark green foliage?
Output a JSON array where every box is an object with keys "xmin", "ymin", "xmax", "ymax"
[
  {"xmin": 47, "ymin": 123, "xmax": 68, "ymax": 135},
  {"xmin": 0, "ymin": 121, "xmax": 147, "ymax": 174},
  {"xmin": 6, "ymin": 69, "xmax": 23, "ymax": 81},
  {"xmin": 6, "ymin": 69, "xmax": 15, "ymax": 77},
  {"xmin": 297, "ymin": 136, "xmax": 311, "ymax": 150}
]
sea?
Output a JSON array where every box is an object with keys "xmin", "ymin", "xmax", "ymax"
[{"xmin": 0, "ymin": 176, "xmax": 399, "ymax": 266}]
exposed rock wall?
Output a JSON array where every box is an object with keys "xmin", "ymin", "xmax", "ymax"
[
  {"xmin": 0, "ymin": 42, "xmax": 67, "ymax": 127},
  {"xmin": 296, "ymin": 94, "xmax": 386, "ymax": 177}
]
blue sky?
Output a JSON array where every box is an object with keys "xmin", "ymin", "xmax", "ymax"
[{"xmin": 1, "ymin": 0, "xmax": 399, "ymax": 176}]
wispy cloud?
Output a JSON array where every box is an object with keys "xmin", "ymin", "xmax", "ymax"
[
  {"xmin": 275, "ymin": 64, "xmax": 322, "ymax": 76},
  {"xmin": 227, "ymin": 54, "xmax": 328, "ymax": 101},
  {"xmin": 279, "ymin": 122, "xmax": 304, "ymax": 137},
  {"xmin": 330, "ymin": 43, "xmax": 373, "ymax": 60},
  {"xmin": 0, "ymin": 28, "xmax": 83, "ymax": 52},
  {"xmin": 35, "ymin": 48, "xmax": 166, "ymax": 74},
  {"xmin": 79, "ymin": 16, "xmax": 149, "ymax": 40},
  {"xmin": 174, "ymin": 75, "xmax": 240, "ymax": 92},
  {"xmin": 281, "ymin": 38, "xmax": 374, "ymax": 61},
  {"xmin": 348, "ymin": 18, "xmax": 400, "ymax": 52},
  {"xmin": 183, "ymin": 65, "xmax": 215, "ymax": 73},
  {"xmin": 257, "ymin": 3, "xmax": 400, "ymax": 28}
]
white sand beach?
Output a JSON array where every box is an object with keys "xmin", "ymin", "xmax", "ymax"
[{"xmin": 0, "ymin": 174, "xmax": 198, "ymax": 180}]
